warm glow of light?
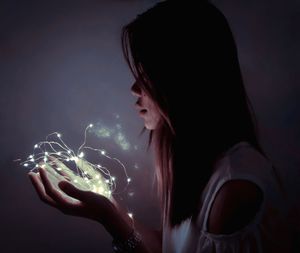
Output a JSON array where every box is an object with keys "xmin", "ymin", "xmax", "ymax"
[{"xmin": 20, "ymin": 123, "xmax": 132, "ymax": 201}]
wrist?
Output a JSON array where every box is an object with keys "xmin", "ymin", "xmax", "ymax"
[{"xmin": 103, "ymin": 204, "xmax": 133, "ymax": 241}]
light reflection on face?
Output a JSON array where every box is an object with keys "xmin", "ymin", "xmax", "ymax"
[{"xmin": 131, "ymin": 81, "xmax": 161, "ymax": 130}]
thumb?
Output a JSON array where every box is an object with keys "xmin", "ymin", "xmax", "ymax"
[{"xmin": 58, "ymin": 181, "xmax": 88, "ymax": 201}]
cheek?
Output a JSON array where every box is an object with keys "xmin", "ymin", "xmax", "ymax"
[
  {"xmin": 153, "ymin": 109, "xmax": 161, "ymax": 122},
  {"xmin": 150, "ymin": 108, "xmax": 161, "ymax": 126},
  {"xmin": 143, "ymin": 106, "xmax": 161, "ymax": 130}
]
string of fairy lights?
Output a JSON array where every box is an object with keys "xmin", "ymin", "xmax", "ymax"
[{"xmin": 20, "ymin": 124, "xmax": 132, "ymax": 201}]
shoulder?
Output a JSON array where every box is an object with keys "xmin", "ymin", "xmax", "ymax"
[{"xmin": 207, "ymin": 179, "xmax": 264, "ymax": 234}]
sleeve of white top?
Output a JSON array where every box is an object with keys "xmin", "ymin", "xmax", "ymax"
[
  {"xmin": 195, "ymin": 174, "xmax": 266, "ymax": 253},
  {"xmin": 197, "ymin": 219, "xmax": 265, "ymax": 253}
]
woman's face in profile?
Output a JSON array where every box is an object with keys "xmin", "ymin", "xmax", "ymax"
[{"xmin": 131, "ymin": 81, "xmax": 161, "ymax": 130}]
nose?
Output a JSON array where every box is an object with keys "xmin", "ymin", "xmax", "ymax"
[{"xmin": 131, "ymin": 81, "xmax": 142, "ymax": 97}]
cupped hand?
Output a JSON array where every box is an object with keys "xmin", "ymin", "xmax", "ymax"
[{"xmin": 28, "ymin": 168, "xmax": 118, "ymax": 226}]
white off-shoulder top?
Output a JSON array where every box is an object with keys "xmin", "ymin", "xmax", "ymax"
[{"xmin": 162, "ymin": 141, "xmax": 293, "ymax": 253}]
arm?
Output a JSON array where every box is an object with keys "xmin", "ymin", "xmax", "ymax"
[
  {"xmin": 208, "ymin": 179, "xmax": 263, "ymax": 234},
  {"xmin": 28, "ymin": 168, "xmax": 162, "ymax": 253},
  {"xmin": 111, "ymin": 201, "xmax": 162, "ymax": 253}
]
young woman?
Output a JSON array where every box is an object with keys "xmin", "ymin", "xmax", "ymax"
[{"xmin": 29, "ymin": 1, "xmax": 294, "ymax": 252}]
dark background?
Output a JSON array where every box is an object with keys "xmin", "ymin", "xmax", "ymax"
[{"xmin": 0, "ymin": 0, "xmax": 299, "ymax": 252}]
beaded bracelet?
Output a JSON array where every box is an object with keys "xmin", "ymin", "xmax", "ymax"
[{"xmin": 112, "ymin": 230, "xmax": 142, "ymax": 253}]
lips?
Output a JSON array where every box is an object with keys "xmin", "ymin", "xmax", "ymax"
[
  {"xmin": 138, "ymin": 109, "xmax": 147, "ymax": 117},
  {"xmin": 135, "ymin": 99, "xmax": 147, "ymax": 116}
]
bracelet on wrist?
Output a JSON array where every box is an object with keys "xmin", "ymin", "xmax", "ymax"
[{"xmin": 112, "ymin": 230, "xmax": 142, "ymax": 253}]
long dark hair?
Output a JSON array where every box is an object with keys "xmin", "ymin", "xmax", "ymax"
[{"xmin": 122, "ymin": 0, "xmax": 272, "ymax": 228}]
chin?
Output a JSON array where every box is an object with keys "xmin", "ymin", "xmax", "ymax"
[
  {"xmin": 145, "ymin": 123, "xmax": 155, "ymax": 130},
  {"xmin": 143, "ymin": 114, "xmax": 161, "ymax": 130},
  {"xmin": 144, "ymin": 120, "xmax": 158, "ymax": 130},
  {"xmin": 145, "ymin": 120, "xmax": 161, "ymax": 130}
]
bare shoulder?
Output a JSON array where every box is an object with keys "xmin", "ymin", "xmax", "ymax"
[{"xmin": 207, "ymin": 180, "xmax": 264, "ymax": 234}]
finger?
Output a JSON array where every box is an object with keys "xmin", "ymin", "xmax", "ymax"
[
  {"xmin": 58, "ymin": 180, "xmax": 93, "ymax": 201},
  {"xmin": 75, "ymin": 159, "xmax": 110, "ymax": 193},
  {"xmin": 56, "ymin": 169, "xmax": 72, "ymax": 182},
  {"xmin": 40, "ymin": 156, "xmax": 69, "ymax": 181},
  {"xmin": 51, "ymin": 158, "xmax": 76, "ymax": 181},
  {"xmin": 47, "ymin": 156, "xmax": 71, "ymax": 181},
  {"xmin": 29, "ymin": 172, "xmax": 81, "ymax": 216},
  {"xmin": 38, "ymin": 168, "xmax": 76, "ymax": 208},
  {"xmin": 42, "ymin": 162, "xmax": 66, "ymax": 183},
  {"xmin": 28, "ymin": 172, "xmax": 58, "ymax": 208},
  {"xmin": 76, "ymin": 158, "xmax": 93, "ymax": 177}
]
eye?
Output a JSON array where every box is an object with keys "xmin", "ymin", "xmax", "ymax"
[{"xmin": 131, "ymin": 81, "xmax": 142, "ymax": 96}]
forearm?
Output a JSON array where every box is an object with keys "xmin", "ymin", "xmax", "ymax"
[
  {"xmin": 135, "ymin": 222, "xmax": 162, "ymax": 253},
  {"xmin": 103, "ymin": 204, "xmax": 162, "ymax": 253}
]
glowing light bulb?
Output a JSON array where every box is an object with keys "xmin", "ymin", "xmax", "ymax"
[
  {"xmin": 128, "ymin": 213, "xmax": 133, "ymax": 219},
  {"xmin": 45, "ymin": 152, "xmax": 48, "ymax": 156},
  {"xmin": 67, "ymin": 150, "xmax": 71, "ymax": 154},
  {"xmin": 34, "ymin": 144, "xmax": 38, "ymax": 149},
  {"xmin": 89, "ymin": 124, "xmax": 93, "ymax": 128},
  {"xmin": 57, "ymin": 133, "xmax": 61, "ymax": 138},
  {"xmin": 56, "ymin": 167, "xmax": 62, "ymax": 171},
  {"xmin": 29, "ymin": 155, "xmax": 33, "ymax": 159},
  {"xmin": 24, "ymin": 163, "xmax": 29, "ymax": 167},
  {"xmin": 127, "ymin": 178, "xmax": 131, "ymax": 183},
  {"xmin": 71, "ymin": 156, "xmax": 78, "ymax": 162},
  {"xmin": 101, "ymin": 150, "xmax": 106, "ymax": 155},
  {"xmin": 78, "ymin": 152, "xmax": 84, "ymax": 158},
  {"xmin": 112, "ymin": 177, "xmax": 116, "ymax": 181},
  {"xmin": 57, "ymin": 152, "xmax": 61, "ymax": 155}
]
